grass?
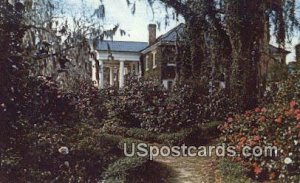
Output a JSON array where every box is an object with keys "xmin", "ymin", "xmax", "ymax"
[
  {"xmin": 102, "ymin": 121, "xmax": 223, "ymax": 146},
  {"xmin": 219, "ymin": 158, "xmax": 251, "ymax": 183}
]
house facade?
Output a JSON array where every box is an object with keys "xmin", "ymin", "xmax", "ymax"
[
  {"xmin": 91, "ymin": 23, "xmax": 290, "ymax": 90},
  {"xmin": 90, "ymin": 41, "xmax": 147, "ymax": 88}
]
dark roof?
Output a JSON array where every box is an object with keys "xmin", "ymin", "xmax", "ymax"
[
  {"xmin": 269, "ymin": 44, "xmax": 290, "ymax": 54},
  {"xmin": 96, "ymin": 40, "xmax": 148, "ymax": 52},
  {"xmin": 95, "ymin": 24, "xmax": 290, "ymax": 55},
  {"xmin": 156, "ymin": 23, "xmax": 185, "ymax": 43},
  {"xmin": 148, "ymin": 23, "xmax": 290, "ymax": 55}
]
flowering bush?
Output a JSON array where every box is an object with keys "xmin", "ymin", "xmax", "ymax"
[
  {"xmin": 219, "ymin": 72, "xmax": 300, "ymax": 182},
  {"xmin": 106, "ymin": 78, "xmax": 201, "ymax": 132},
  {"xmin": 70, "ymin": 80, "xmax": 109, "ymax": 126},
  {"xmin": 105, "ymin": 77, "xmax": 229, "ymax": 133}
]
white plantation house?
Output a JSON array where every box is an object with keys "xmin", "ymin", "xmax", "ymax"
[
  {"xmin": 90, "ymin": 24, "xmax": 290, "ymax": 90},
  {"xmin": 90, "ymin": 40, "xmax": 148, "ymax": 88}
]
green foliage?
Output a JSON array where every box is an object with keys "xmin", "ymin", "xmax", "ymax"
[
  {"xmin": 0, "ymin": 0, "xmax": 28, "ymax": 152},
  {"xmin": 219, "ymin": 159, "xmax": 251, "ymax": 183},
  {"xmin": 1, "ymin": 121, "xmax": 124, "ymax": 182},
  {"xmin": 102, "ymin": 156, "xmax": 149, "ymax": 182},
  {"xmin": 105, "ymin": 77, "xmax": 229, "ymax": 133},
  {"xmin": 268, "ymin": 62, "xmax": 289, "ymax": 82},
  {"xmin": 70, "ymin": 81, "xmax": 109, "ymax": 126},
  {"xmin": 103, "ymin": 121, "xmax": 221, "ymax": 146}
]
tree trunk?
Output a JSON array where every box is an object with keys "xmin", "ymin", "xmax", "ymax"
[{"xmin": 225, "ymin": 0, "xmax": 265, "ymax": 111}]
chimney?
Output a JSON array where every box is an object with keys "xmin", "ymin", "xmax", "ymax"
[
  {"xmin": 148, "ymin": 24, "xmax": 156, "ymax": 45},
  {"xmin": 296, "ymin": 44, "xmax": 300, "ymax": 62}
]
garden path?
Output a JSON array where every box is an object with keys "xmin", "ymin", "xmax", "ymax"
[{"xmin": 154, "ymin": 152, "xmax": 222, "ymax": 183}]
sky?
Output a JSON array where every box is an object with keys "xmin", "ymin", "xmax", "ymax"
[
  {"xmin": 64, "ymin": 0, "xmax": 183, "ymax": 41},
  {"xmin": 64, "ymin": 0, "xmax": 299, "ymax": 62}
]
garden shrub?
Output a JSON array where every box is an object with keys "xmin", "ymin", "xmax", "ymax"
[
  {"xmin": 22, "ymin": 77, "xmax": 77, "ymax": 125},
  {"xmin": 0, "ymin": 76, "xmax": 126, "ymax": 182},
  {"xmin": 70, "ymin": 80, "xmax": 109, "ymax": 127},
  {"xmin": 156, "ymin": 123, "xmax": 220, "ymax": 146},
  {"xmin": 219, "ymin": 72, "xmax": 300, "ymax": 182},
  {"xmin": 103, "ymin": 124, "xmax": 217, "ymax": 146},
  {"xmin": 105, "ymin": 77, "xmax": 229, "ymax": 133},
  {"xmin": 102, "ymin": 156, "xmax": 149, "ymax": 183},
  {"xmin": 1, "ymin": 121, "xmax": 125, "ymax": 182},
  {"xmin": 102, "ymin": 125, "xmax": 158, "ymax": 142},
  {"xmin": 219, "ymin": 158, "xmax": 251, "ymax": 183}
]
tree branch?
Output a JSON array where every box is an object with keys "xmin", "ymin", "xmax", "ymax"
[{"xmin": 158, "ymin": 0, "xmax": 195, "ymax": 18}]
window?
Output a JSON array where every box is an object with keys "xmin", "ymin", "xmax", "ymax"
[
  {"xmin": 167, "ymin": 80, "xmax": 173, "ymax": 90},
  {"xmin": 153, "ymin": 51, "xmax": 157, "ymax": 68},
  {"xmin": 146, "ymin": 55, "xmax": 149, "ymax": 71},
  {"xmin": 163, "ymin": 80, "xmax": 174, "ymax": 90},
  {"xmin": 167, "ymin": 55, "xmax": 176, "ymax": 66}
]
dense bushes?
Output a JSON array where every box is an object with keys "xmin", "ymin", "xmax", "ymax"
[
  {"xmin": 22, "ymin": 77, "xmax": 77, "ymax": 125},
  {"xmin": 102, "ymin": 156, "xmax": 149, "ymax": 182},
  {"xmin": 103, "ymin": 121, "xmax": 221, "ymax": 146},
  {"xmin": 105, "ymin": 77, "xmax": 228, "ymax": 133},
  {"xmin": 70, "ymin": 80, "xmax": 109, "ymax": 126},
  {"xmin": 1, "ymin": 121, "xmax": 124, "ymax": 182},
  {"xmin": 219, "ymin": 72, "xmax": 300, "ymax": 182},
  {"xmin": 0, "ymin": 76, "xmax": 148, "ymax": 182}
]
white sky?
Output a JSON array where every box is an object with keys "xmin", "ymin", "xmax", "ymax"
[
  {"xmin": 64, "ymin": 0, "xmax": 183, "ymax": 41},
  {"xmin": 64, "ymin": 0, "xmax": 299, "ymax": 62}
]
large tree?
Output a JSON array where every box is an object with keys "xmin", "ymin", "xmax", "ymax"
[
  {"xmin": 128, "ymin": 0, "xmax": 299, "ymax": 111},
  {"xmin": 18, "ymin": 0, "xmax": 122, "ymax": 89}
]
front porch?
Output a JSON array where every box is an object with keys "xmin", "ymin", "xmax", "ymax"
[
  {"xmin": 90, "ymin": 40, "xmax": 148, "ymax": 88},
  {"xmin": 92, "ymin": 58, "xmax": 140, "ymax": 88}
]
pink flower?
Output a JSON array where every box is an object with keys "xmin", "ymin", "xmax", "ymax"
[
  {"xmin": 255, "ymin": 108, "xmax": 261, "ymax": 113},
  {"xmin": 227, "ymin": 117, "xmax": 234, "ymax": 123},
  {"xmin": 296, "ymin": 114, "xmax": 300, "ymax": 121},
  {"xmin": 275, "ymin": 116, "xmax": 283, "ymax": 124},
  {"xmin": 290, "ymin": 101, "xmax": 298, "ymax": 109},
  {"xmin": 261, "ymin": 107, "xmax": 267, "ymax": 113},
  {"xmin": 254, "ymin": 135, "xmax": 261, "ymax": 141},
  {"xmin": 259, "ymin": 115, "xmax": 266, "ymax": 122},
  {"xmin": 294, "ymin": 109, "xmax": 300, "ymax": 115}
]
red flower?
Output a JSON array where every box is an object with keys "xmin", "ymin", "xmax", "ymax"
[
  {"xmin": 261, "ymin": 107, "xmax": 267, "ymax": 113},
  {"xmin": 259, "ymin": 115, "xmax": 266, "ymax": 122},
  {"xmin": 296, "ymin": 114, "xmax": 300, "ymax": 121},
  {"xmin": 253, "ymin": 164, "xmax": 263, "ymax": 175},
  {"xmin": 255, "ymin": 107, "xmax": 261, "ymax": 113},
  {"xmin": 294, "ymin": 109, "xmax": 300, "ymax": 115},
  {"xmin": 254, "ymin": 135, "xmax": 261, "ymax": 141},
  {"xmin": 290, "ymin": 100, "xmax": 298, "ymax": 109},
  {"xmin": 249, "ymin": 140, "xmax": 257, "ymax": 147},
  {"xmin": 275, "ymin": 116, "xmax": 283, "ymax": 124},
  {"xmin": 285, "ymin": 109, "xmax": 294, "ymax": 117}
]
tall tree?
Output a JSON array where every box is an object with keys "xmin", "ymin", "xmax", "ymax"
[{"xmin": 128, "ymin": 0, "xmax": 299, "ymax": 111}]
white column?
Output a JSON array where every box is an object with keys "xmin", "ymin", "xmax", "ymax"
[
  {"xmin": 119, "ymin": 60, "xmax": 125, "ymax": 88},
  {"xmin": 109, "ymin": 67, "xmax": 114, "ymax": 86},
  {"xmin": 130, "ymin": 63, "xmax": 134, "ymax": 75},
  {"xmin": 135, "ymin": 63, "xmax": 139, "ymax": 76},
  {"xmin": 138, "ymin": 62, "xmax": 142, "ymax": 78},
  {"xmin": 91, "ymin": 59, "xmax": 98, "ymax": 87},
  {"xmin": 99, "ymin": 60, "xmax": 104, "ymax": 89}
]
